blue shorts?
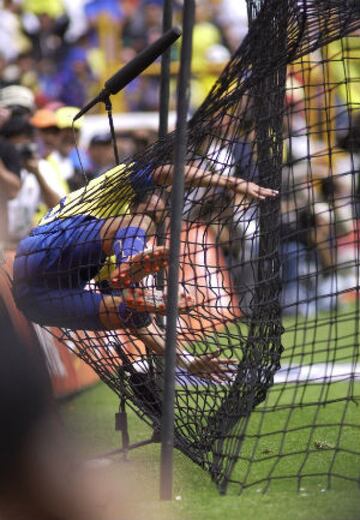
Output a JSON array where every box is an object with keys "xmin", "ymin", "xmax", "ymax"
[{"xmin": 13, "ymin": 215, "xmax": 107, "ymax": 329}]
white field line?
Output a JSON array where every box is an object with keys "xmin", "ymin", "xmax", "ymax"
[
  {"xmin": 274, "ymin": 363, "xmax": 360, "ymax": 384},
  {"xmin": 173, "ymin": 362, "xmax": 360, "ymax": 385}
]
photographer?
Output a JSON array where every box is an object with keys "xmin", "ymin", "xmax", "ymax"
[
  {"xmin": 2, "ymin": 115, "xmax": 66, "ymax": 245},
  {"xmin": 0, "ymin": 107, "xmax": 22, "ymax": 243}
]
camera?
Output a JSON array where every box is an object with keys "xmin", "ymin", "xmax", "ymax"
[{"xmin": 14, "ymin": 142, "xmax": 38, "ymax": 162}]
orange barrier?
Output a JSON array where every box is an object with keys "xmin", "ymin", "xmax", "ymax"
[
  {"xmin": 33, "ymin": 326, "xmax": 100, "ymax": 398},
  {"xmin": 2, "ymin": 250, "xmax": 99, "ymax": 398},
  {"xmin": 0, "ymin": 253, "xmax": 43, "ymax": 356}
]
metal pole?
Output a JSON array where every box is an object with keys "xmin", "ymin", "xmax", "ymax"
[
  {"xmin": 159, "ymin": 0, "xmax": 195, "ymax": 501},
  {"xmin": 156, "ymin": 0, "xmax": 174, "ymax": 326},
  {"xmin": 159, "ymin": 0, "xmax": 174, "ymax": 139}
]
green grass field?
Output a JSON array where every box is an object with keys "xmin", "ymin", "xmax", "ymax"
[
  {"xmin": 60, "ymin": 305, "xmax": 360, "ymax": 520},
  {"xmin": 61, "ymin": 381, "xmax": 360, "ymax": 520}
]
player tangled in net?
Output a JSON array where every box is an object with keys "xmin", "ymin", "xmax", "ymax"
[{"xmin": 12, "ymin": 159, "xmax": 277, "ymax": 380}]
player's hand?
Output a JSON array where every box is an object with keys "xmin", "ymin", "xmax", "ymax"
[
  {"xmin": 184, "ymin": 354, "xmax": 236, "ymax": 383},
  {"xmin": 228, "ymin": 177, "xmax": 279, "ymax": 201},
  {"xmin": 24, "ymin": 156, "xmax": 40, "ymax": 175}
]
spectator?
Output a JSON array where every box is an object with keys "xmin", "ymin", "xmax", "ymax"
[
  {"xmin": 30, "ymin": 108, "xmax": 61, "ymax": 157},
  {"xmin": 35, "ymin": 57, "xmax": 62, "ymax": 105},
  {"xmin": 87, "ymin": 132, "xmax": 114, "ymax": 178},
  {"xmin": 45, "ymin": 106, "xmax": 88, "ymax": 191},
  {"xmin": 0, "ymin": 84, "xmax": 35, "ymax": 118},
  {"xmin": 0, "ymin": 109, "xmax": 22, "ymax": 198},
  {"xmin": 0, "ymin": 0, "xmax": 31, "ymax": 63},
  {"xmin": 0, "ymin": 85, "xmax": 36, "ymax": 243},
  {"xmin": 214, "ymin": 0, "xmax": 249, "ymax": 52},
  {"xmin": 121, "ymin": 0, "xmax": 167, "ymax": 111},
  {"xmin": 0, "ymin": 108, "xmax": 22, "ymax": 243},
  {"xmin": 116, "ymin": 130, "xmax": 139, "ymax": 161},
  {"xmin": 57, "ymin": 46, "xmax": 96, "ymax": 107},
  {"xmin": 62, "ymin": 0, "xmax": 89, "ymax": 43},
  {"xmin": 2, "ymin": 115, "xmax": 66, "ymax": 245},
  {"xmin": 190, "ymin": 0, "xmax": 225, "ymax": 107},
  {"xmin": 327, "ymin": 31, "xmax": 360, "ymax": 123},
  {"xmin": 121, "ymin": 0, "xmax": 146, "ymax": 53},
  {"xmin": 132, "ymin": 128, "xmax": 158, "ymax": 153},
  {"xmin": 280, "ymin": 97, "xmax": 357, "ymax": 315},
  {"xmin": 12, "ymin": 51, "xmax": 38, "ymax": 92},
  {"xmin": 21, "ymin": 4, "xmax": 70, "ymax": 64},
  {"xmin": 142, "ymin": 0, "xmax": 163, "ymax": 43}
]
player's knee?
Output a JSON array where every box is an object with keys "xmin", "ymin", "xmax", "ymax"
[{"xmin": 100, "ymin": 297, "xmax": 151, "ymax": 329}]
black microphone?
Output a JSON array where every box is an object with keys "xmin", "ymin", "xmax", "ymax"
[{"xmin": 73, "ymin": 26, "xmax": 182, "ymax": 121}]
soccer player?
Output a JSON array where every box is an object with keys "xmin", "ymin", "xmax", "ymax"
[{"xmin": 13, "ymin": 161, "xmax": 277, "ymax": 378}]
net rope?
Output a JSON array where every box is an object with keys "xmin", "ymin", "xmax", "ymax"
[{"xmin": 12, "ymin": 0, "xmax": 360, "ymax": 493}]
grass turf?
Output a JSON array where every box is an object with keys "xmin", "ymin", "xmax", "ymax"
[
  {"xmin": 198, "ymin": 302, "xmax": 359, "ymax": 366},
  {"xmin": 61, "ymin": 380, "xmax": 360, "ymax": 520},
  {"xmin": 60, "ymin": 304, "xmax": 360, "ymax": 519}
]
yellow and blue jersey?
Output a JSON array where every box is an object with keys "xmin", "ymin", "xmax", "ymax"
[
  {"xmin": 40, "ymin": 162, "xmax": 154, "ymax": 225},
  {"xmin": 13, "ymin": 162, "xmax": 155, "ymax": 308}
]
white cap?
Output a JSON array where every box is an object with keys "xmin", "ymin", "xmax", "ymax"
[{"xmin": 0, "ymin": 85, "xmax": 35, "ymax": 112}]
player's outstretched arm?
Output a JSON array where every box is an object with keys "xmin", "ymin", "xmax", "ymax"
[
  {"xmin": 152, "ymin": 164, "xmax": 278, "ymax": 201},
  {"xmin": 135, "ymin": 321, "xmax": 232, "ymax": 382}
]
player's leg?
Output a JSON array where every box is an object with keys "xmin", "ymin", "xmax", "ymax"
[
  {"xmin": 14, "ymin": 287, "xmax": 152, "ymax": 331},
  {"xmin": 99, "ymin": 214, "xmax": 169, "ymax": 287},
  {"xmin": 100, "ymin": 298, "xmax": 233, "ymax": 381},
  {"xmin": 16, "ymin": 286, "xmax": 188, "ymax": 331},
  {"xmin": 124, "ymin": 316, "xmax": 235, "ymax": 382}
]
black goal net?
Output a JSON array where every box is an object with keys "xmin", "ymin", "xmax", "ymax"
[{"xmin": 12, "ymin": 0, "xmax": 360, "ymax": 494}]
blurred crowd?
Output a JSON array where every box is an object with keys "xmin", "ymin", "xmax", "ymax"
[
  {"xmin": 0, "ymin": 0, "xmax": 248, "ymax": 112},
  {"xmin": 0, "ymin": 87, "xmax": 162, "ymax": 247},
  {"xmin": 179, "ymin": 33, "xmax": 360, "ymax": 317},
  {"xmin": 1, "ymin": 6, "xmax": 360, "ymax": 517},
  {"xmin": 0, "ymin": 0, "xmax": 248, "ymax": 245},
  {"xmin": 278, "ymin": 35, "xmax": 360, "ymax": 315},
  {"xmin": 1, "ymin": 0, "xmax": 360, "ymax": 319}
]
